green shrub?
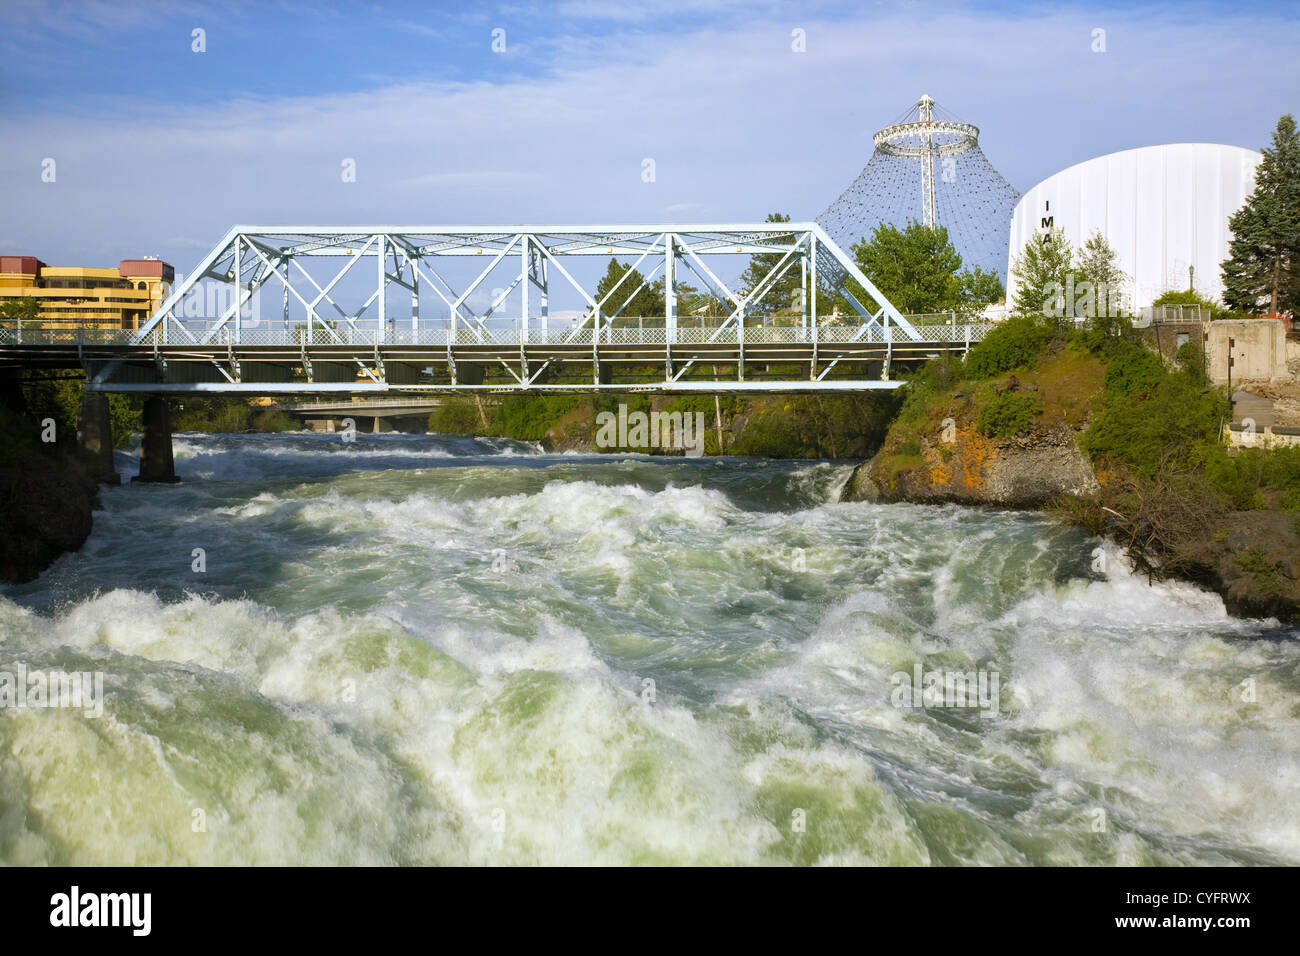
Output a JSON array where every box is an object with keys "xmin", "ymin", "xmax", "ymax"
[
  {"xmin": 497, "ymin": 395, "xmax": 579, "ymax": 440},
  {"xmin": 18, "ymin": 374, "xmax": 140, "ymax": 447},
  {"xmin": 1234, "ymin": 548, "xmax": 1287, "ymax": 596},
  {"xmin": 920, "ymin": 353, "xmax": 963, "ymax": 391},
  {"xmin": 428, "ymin": 397, "xmax": 491, "ymax": 435},
  {"xmin": 1200, "ymin": 445, "xmax": 1267, "ymax": 509},
  {"xmin": 1100, "ymin": 339, "xmax": 1165, "ymax": 396},
  {"xmin": 963, "ymin": 316, "xmax": 1052, "ymax": 379},
  {"xmin": 727, "ymin": 394, "xmax": 898, "ymax": 459},
  {"xmin": 1081, "ymin": 367, "xmax": 1227, "ymax": 477},
  {"xmin": 171, "ymin": 396, "xmax": 253, "ymax": 433},
  {"xmin": 107, "ymin": 395, "xmax": 141, "ymax": 445},
  {"xmin": 250, "ymin": 409, "xmax": 298, "ymax": 432},
  {"xmin": 211, "ymin": 403, "xmax": 251, "ymax": 433},
  {"xmin": 728, "ymin": 404, "xmax": 809, "ymax": 457},
  {"xmin": 1216, "ymin": 445, "xmax": 1300, "ymax": 510},
  {"xmin": 660, "ymin": 394, "xmax": 744, "ymax": 418},
  {"xmin": 0, "ymin": 402, "xmax": 42, "ymax": 466},
  {"xmin": 20, "ymin": 375, "xmax": 82, "ymax": 438},
  {"xmin": 976, "ymin": 392, "xmax": 1043, "ymax": 438},
  {"xmin": 1175, "ymin": 341, "xmax": 1209, "ymax": 384}
]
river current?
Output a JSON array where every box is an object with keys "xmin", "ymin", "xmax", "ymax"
[{"xmin": 1, "ymin": 431, "xmax": 1296, "ymax": 865}]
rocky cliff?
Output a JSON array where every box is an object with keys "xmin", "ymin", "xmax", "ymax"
[
  {"xmin": 0, "ymin": 449, "xmax": 98, "ymax": 584},
  {"xmin": 0, "ymin": 388, "xmax": 100, "ymax": 584},
  {"xmin": 845, "ymin": 420, "xmax": 1098, "ymax": 506}
]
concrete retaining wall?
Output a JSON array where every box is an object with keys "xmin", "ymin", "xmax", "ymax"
[{"xmin": 1204, "ymin": 319, "xmax": 1289, "ymax": 384}]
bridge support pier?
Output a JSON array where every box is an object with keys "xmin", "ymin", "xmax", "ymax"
[
  {"xmin": 76, "ymin": 390, "xmax": 120, "ymax": 485},
  {"xmin": 132, "ymin": 395, "xmax": 179, "ymax": 484}
]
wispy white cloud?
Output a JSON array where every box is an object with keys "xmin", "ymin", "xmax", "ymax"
[
  {"xmin": 397, "ymin": 170, "xmax": 543, "ymax": 189},
  {"xmin": 391, "ymin": 18, "xmax": 443, "ymax": 40},
  {"xmin": 0, "ymin": 2, "xmax": 1295, "ymax": 280}
]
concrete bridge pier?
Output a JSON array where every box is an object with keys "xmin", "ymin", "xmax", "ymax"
[
  {"xmin": 76, "ymin": 390, "xmax": 120, "ymax": 485},
  {"xmin": 132, "ymin": 395, "xmax": 179, "ymax": 484}
]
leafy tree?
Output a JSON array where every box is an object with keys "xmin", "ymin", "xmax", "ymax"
[
  {"xmin": 595, "ymin": 258, "xmax": 664, "ymax": 321},
  {"xmin": 848, "ymin": 221, "xmax": 1003, "ymax": 317},
  {"xmin": 1152, "ymin": 289, "xmax": 1217, "ymax": 308},
  {"xmin": 1221, "ymin": 114, "xmax": 1300, "ymax": 315},
  {"xmin": 738, "ymin": 213, "xmax": 802, "ymax": 314},
  {"xmin": 1075, "ymin": 230, "xmax": 1129, "ymax": 318},
  {"xmin": 1008, "ymin": 227, "xmax": 1074, "ymax": 320},
  {"xmin": 0, "ymin": 297, "xmax": 39, "ymax": 323},
  {"xmin": 1150, "ymin": 288, "xmax": 1246, "ymax": 321},
  {"xmin": 959, "ymin": 266, "xmax": 1006, "ymax": 312},
  {"xmin": 20, "ymin": 373, "xmax": 139, "ymax": 447}
]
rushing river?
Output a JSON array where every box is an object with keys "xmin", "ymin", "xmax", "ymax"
[{"xmin": 1, "ymin": 431, "xmax": 1296, "ymax": 865}]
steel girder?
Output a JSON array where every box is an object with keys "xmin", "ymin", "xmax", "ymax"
[{"xmin": 135, "ymin": 224, "xmax": 920, "ymax": 347}]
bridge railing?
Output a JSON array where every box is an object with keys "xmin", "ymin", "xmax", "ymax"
[{"xmin": 0, "ymin": 320, "xmax": 994, "ymax": 348}]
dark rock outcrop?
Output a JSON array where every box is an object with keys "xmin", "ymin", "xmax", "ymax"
[
  {"xmin": 844, "ymin": 423, "xmax": 1097, "ymax": 507},
  {"xmin": 0, "ymin": 450, "xmax": 98, "ymax": 583}
]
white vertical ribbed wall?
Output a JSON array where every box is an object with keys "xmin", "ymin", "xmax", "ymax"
[{"xmin": 1006, "ymin": 144, "xmax": 1262, "ymax": 310}]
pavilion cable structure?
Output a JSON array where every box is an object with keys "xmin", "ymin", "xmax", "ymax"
[{"xmin": 817, "ymin": 94, "xmax": 1021, "ymax": 279}]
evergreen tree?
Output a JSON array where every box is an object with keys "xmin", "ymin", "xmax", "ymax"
[
  {"xmin": 595, "ymin": 257, "xmax": 664, "ymax": 322},
  {"xmin": 1221, "ymin": 114, "xmax": 1300, "ymax": 315},
  {"xmin": 1009, "ymin": 227, "xmax": 1074, "ymax": 320}
]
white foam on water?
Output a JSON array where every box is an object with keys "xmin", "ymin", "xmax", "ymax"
[
  {"xmin": 149, "ymin": 432, "xmax": 544, "ymax": 482},
  {"xmin": 0, "ymin": 592, "xmax": 796, "ymax": 864},
  {"xmin": 734, "ymin": 533, "xmax": 1300, "ymax": 865},
  {"xmin": 2, "ymin": 439, "xmax": 1296, "ymax": 866}
]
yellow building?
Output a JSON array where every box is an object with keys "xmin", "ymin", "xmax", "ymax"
[{"xmin": 0, "ymin": 255, "xmax": 174, "ymax": 329}]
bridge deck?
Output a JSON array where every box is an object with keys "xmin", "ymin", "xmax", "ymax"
[{"xmin": 0, "ymin": 323, "xmax": 989, "ymax": 392}]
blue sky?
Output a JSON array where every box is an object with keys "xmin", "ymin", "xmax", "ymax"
[{"xmin": 1, "ymin": 0, "xmax": 1297, "ymax": 273}]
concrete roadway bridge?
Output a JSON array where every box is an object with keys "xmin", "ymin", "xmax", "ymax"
[
  {"xmin": 275, "ymin": 398, "xmax": 443, "ymax": 433},
  {"xmin": 0, "ymin": 223, "xmax": 992, "ymax": 481}
]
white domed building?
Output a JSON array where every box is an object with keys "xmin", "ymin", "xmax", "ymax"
[{"xmin": 1006, "ymin": 143, "xmax": 1262, "ymax": 311}]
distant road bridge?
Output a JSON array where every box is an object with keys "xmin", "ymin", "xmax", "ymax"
[
  {"xmin": 275, "ymin": 398, "xmax": 442, "ymax": 433},
  {"xmin": 0, "ymin": 223, "xmax": 990, "ymax": 395}
]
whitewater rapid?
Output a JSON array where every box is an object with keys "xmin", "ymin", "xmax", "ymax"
[{"xmin": 1, "ymin": 431, "xmax": 1296, "ymax": 865}]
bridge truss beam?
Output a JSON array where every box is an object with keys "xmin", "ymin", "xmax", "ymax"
[{"xmin": 5, "ymin": 224, "xmax": 973, "ymax": 393}]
